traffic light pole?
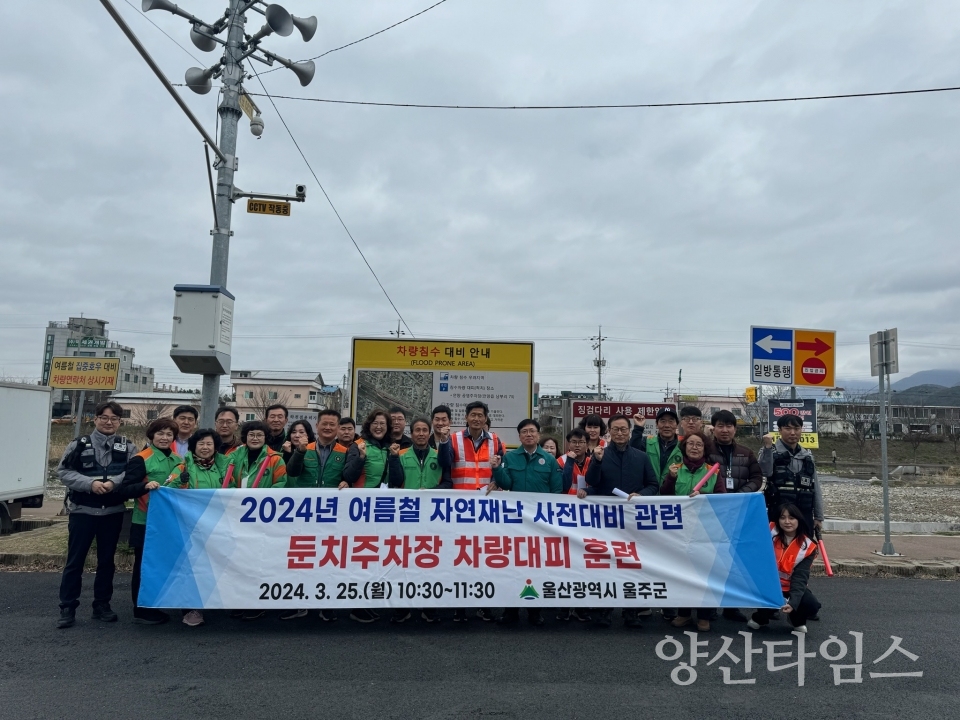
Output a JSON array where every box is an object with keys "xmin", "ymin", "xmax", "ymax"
[{"xmin": 200, "ymin": 0, "xmax": 245, "ymax": 428}]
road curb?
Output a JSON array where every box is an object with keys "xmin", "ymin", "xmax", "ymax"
[
  {"xmin": 0, "ymin": 552, "xmax": 134, "ymax": 571},
  {"xmin": 823, "ymin": 519, "xmax": 960, "ymax": 533}
]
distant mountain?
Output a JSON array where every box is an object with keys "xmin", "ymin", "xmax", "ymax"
[{"xmin": 890, "ymin": 369, "xmax": 960, "ymax": 391}]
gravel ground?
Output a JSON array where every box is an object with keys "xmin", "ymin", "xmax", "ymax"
[{"xmin": 822, "ymin": 481, "xmax": 960, "ymax": 523}]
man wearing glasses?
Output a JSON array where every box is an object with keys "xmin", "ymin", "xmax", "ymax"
[
  {"xmin": 56, "ymin": 401, "xmax": 139, "ymax": 629},
  {"xmin": 215, "ymin": 406, "xmax": 240, "ymax": 455},
  {"xmin": 585, "ymin": 414, "xmax": 660, "ymax": 629}
]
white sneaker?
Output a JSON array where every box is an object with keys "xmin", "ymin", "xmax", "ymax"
[
  {"xmin": 793, "ymin": 625, "xmax": 808, "ymax": 634},
  {"xmin": 182, "ymin": 610, "xmax": 204, "ymax": 627},
  {"xmin": 746, "ymin": 619, "xmax": 761, "ymax": 630}
]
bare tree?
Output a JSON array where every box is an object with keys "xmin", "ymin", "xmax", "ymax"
[
  {"xmin": 904, "ymin": 430, "xmax": 928, "ymax": 464},
  {"xmin": 250, "ymin": 386, "xmax": 290, "ymax": 421},
  {"xmin": 830, "ymin": 392, "xmax": 878, "ymax": 461},
  {"xmin": 129, "ymin": 402, "xmax": 171, "ymax": 426},
  {"xmin": 948, "ymin": 431, "xmax": 960, "ymax": 457}
]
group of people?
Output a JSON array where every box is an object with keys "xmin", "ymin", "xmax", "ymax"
[{"xmin": 56, "ymin": 399, "xmax": 823, "ymax": 634}]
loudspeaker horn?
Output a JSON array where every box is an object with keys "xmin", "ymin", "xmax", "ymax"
[
  {"xmin": 190, "ymin": 25, "xmax": 217, "ymax": 52},
  {"xmin": 185, "ymin": 66, "xmax": 215, "ymax": 95},
  {"xmin": 291, "ymin": 15, "xmax": 317, "ymax": 42},
  {"xmin": 286, "ymin": 59, "xmax": 315, "ymax": 87},
  {"xmin": 142, "ymin": 0, "xmax": 195, "ymax": 22},
  {"xmin": 249, "ymin": 4, "xmax": 294, "ymax": 44}
]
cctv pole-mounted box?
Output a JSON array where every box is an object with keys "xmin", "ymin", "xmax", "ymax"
[{"xmin": 170, "ymin": 284, "xmax": 234, "ymax": 375}]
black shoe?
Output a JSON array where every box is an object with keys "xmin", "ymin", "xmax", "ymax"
[
  {"xmin": 452, "ymin": 609, "xmax": 468, "ymax": 623},
  {"xmin": 92, "ymin": 603, "xmax": 118, "ymax": 623},
  {"xmin": 242, "ymin": 610, "xmax": 266, "ymax": 621},
  {"xmin": 229, "ymin": 610, "xmax": 244, "ymax": 619},
  {"xmin": 370, "ymin": 610, "xmax": 381, "ymax": 620},
  {"xmin": 527, "ymin": 610, "xmax": 544, "ymax": 627},
  {"xmin": 622, "ymin": 612, "xmax": 643, "ymax": 629},
  {"xmin": 707, "ymin": 609, "xmax": 719, "ymax": 621},
  {"xmin": 421, "ymin": 609, "xmax": 441, "ymax": 623},
  {"xmin": 57, "ymin": 608, "xmax": 76, "ymax": 629},
  {"xmin": 571, "ymin": 609, "xmax": 592, "ymax": 623},
  {"xmin": 722, "ymin": 608, "xmax": 748, "ymax": 622},
  {"xmin": 476, "ymin": 608, "xmax": 497, "ymax": 623},
  {"xmin": 391, "ymin": 609, "xmax": 412, "ymax": 624},
  {"xmin": 133, "ymin": 609, "xmax": 170, "ymax": 625},
  {"xmin": 662, "ymin": 609, "xmax": 677, "ymax": 621},
  {"xmin": 556, "ymin": 609, "xmax": 572, "ymax": 621},
  {"xmin": 809, "ymin": 614, "xmax": 820, "ymax": 622},
  {"xmin": 279, "ymin": 609, "xmax": 308, "ymax": 621},
  {"xmin": 318, "ymin": 609, "xmax": 338, "ymax": 622},
  {"xmin": 594, "ymin": 610, "xmax": 612, "ymax": 628},
  {"xmin": 350, "ymin": 609, "xmax": 377, "ymax": 623},
  {"xmin": 498, "ymin": 609, "xmax": 519, "ymax": 625}
]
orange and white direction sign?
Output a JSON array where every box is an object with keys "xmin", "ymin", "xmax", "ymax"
[{"xmin": 794, "ymin": 329, "xmax": 835, "ymax": 387}]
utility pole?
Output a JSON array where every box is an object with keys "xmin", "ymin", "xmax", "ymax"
[
  {"xmin": 590, "ymin": 325, "xmax": 606, "ymax": 401},
  {"xmin": 198, "ymin": 0, "xmax": 245, "ymax": 428},
  {"xmin": 389, "ymin": 320, "xmax": 406, "ymax": 338},
  {"xmin": 101, "ymin": 0, "xmax": 317, "ymax": 428},
  {"xmin": 871, "ymin": 329, "xmax": 900, "ymax": 556}
]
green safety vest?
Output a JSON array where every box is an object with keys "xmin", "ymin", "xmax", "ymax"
[
  {"xmin": 646, "ymin": 436, "xmax": 683, "ymax": 484},
  {"xmin": 673, "ymin": 464, "xmax": 716, "ymax": 495},
  {"xmin": 164, "ymin": 454, "xmax": 228, "ymax": 490},
  {"xmin": 398, "ymin": 446, "xmax": 443, "ymax": 490},
  {"xmin": 356, "ymin": 441, "xmax": 389, "ymax": 488},
  {"xmin": 289, "ymin": 442, "xmax": 349, "ymax": 489},
  {"xmin": 132, "ymin": 445, "xmax": 182, "ymax": 525}
]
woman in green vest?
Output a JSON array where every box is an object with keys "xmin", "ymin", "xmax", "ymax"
[
  {"xmin": 223, "ymin": 421, "xmax": 287, "ymax": 489},
  {"xmin": 163, "ymin": 428, "xmax": 227, "ymax": 628},
  {"xmin": 119, "ymin": 417, "xmax": 183, "ymax": 625},
  {"xmin": 661, "ymin": 431, "xmax": 725, "ymax": 632},
  {"xmin": 341, "ymin": 409, "xmax": 391, "ymax": 490}
]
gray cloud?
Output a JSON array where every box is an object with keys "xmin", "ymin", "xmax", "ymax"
[{"xmin": 2, "ymin": 0, "xmax": 959, "ymax": 395}]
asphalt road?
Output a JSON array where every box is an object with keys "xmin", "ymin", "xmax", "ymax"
[{"xmin": 1, "ymin": 574, "xmax": 956, "ymax": 720}]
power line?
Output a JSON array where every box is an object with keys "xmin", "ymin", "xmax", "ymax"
[
  {"xmin": 122, "ymin": 0, "xmax": 203, "ymax": 64},
  {"xmin": 249, "ymin": 66, "xmax": 416, "ymax": 338},
  {"xmin": 260, "ymin": 0, "xmax": 450, "ymax": 75},
  {"xmin": 245, "ymin": 83, "xmax": 960, "ymax": 111}
]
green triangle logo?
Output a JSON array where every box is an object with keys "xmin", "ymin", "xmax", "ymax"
[{"xmin": 519, "ymin": 579, "xmax": 539, "ymax": 600}]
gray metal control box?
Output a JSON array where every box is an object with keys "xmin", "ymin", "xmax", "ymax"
[{"xmin": 170, "ymin": 284, "xmax": 234, "ymax": 375}]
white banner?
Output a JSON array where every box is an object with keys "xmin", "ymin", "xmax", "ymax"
[{"xmin": 140, "ymin": 488, "xmax": 784, "ymax": 610}]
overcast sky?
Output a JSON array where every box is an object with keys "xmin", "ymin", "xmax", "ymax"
[{"xmin": 2, "ymin": 0, "xmax": 959, "ymax": 400}]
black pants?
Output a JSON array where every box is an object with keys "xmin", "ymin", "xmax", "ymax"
[
  {"xmin": 754, "ymin": 590, "xmax": 821, "ymax": 626},
  {"xmin": 677, "ymin": 607, "xmax": 714, "ymax": 621},
  {"xmin": 59, "ymin": 512, "xmax": 124, "ymax": 611},
  {"xmin": 129, "ymin": 522, "xmax": 146, "ymax": 611}
]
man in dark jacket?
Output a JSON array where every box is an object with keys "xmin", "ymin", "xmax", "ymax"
[
  {"xmin": 56, "ymin": 401, "xmax": 139, "ymax": 629},
  {"xmin": 585, "ymin": 414, "xmax": 659, "ymax": 629},
  {"xmin": 707, "ymin": 410, "xmax": 763, "ymax": 494}
]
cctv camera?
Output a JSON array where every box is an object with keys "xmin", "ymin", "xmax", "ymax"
[
  {"xmin": 295, "ymin": 184, "xmax": 306, "ymax": 198},
  {"xmin": 250, "ymin": 115, "xmax": 264, "ymax": 137}
]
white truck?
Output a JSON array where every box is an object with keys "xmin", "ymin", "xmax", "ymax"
[{"xmin": 0, "ymin": 382, "xmax": 50, "ymax": 533}]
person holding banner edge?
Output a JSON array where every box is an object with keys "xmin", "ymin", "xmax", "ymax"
[
  {"xmin": 163, "ymin": 428, "xmax": 227, "ymax": 627},
  {"xmin": 585, "ymin": 414, "xmax": 659, "ymax": 629},
  {"xmin": 119, "ymin": 417, "xmax": 182, "ymax": 625},
  {"xmin": 632, "ymin": 408, "xmax": 682, "ymax": 485}
]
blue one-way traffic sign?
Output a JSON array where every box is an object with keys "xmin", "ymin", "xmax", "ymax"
[{"xmin": 751, "ymin": 326, "xmax": 794, "ymax": 385}]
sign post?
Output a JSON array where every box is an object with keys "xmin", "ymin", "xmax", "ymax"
[{"xmin": 871, "ymin": 329, "xmax": 900, "ymax": 557}]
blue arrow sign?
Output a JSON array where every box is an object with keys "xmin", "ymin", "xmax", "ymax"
[{"xmin": 751, "ymin": 327, "xmax": 793, "ymax": 361}]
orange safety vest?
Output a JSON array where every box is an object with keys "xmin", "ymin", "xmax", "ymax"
[
  {"xmin": 450, "ymin": 430, "xmax": 500, "ymax": 490},
  {"xmin": 558, "ymin": 454, "xmax": 591, "ymax": 495},
  {"xmin": 770, "ymin": 522, "xmax": 818, "ymax": 593}
]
